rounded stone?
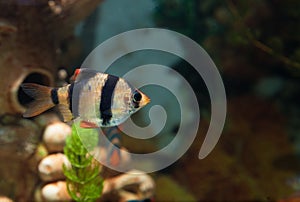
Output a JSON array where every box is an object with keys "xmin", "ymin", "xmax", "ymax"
[{"xmin": 43, "ymin": 122, "xmax": 71, "ymax": 152}]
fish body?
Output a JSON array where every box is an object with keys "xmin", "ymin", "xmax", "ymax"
[{"xmin": 22, "ymin": 68, "xmax": 150, "ymax": 128}]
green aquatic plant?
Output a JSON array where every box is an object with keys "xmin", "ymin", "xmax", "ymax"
[{"xmin": 63, "ymin": 122, "xmax": 103, "ymax": 201}]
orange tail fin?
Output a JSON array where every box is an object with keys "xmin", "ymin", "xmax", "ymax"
[{"xmin": 21, "ymin": 83, "xmax": 55, "ymax": 117}]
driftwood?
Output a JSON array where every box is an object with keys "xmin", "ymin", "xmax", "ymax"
[{"xmin": 0, "ymin": 1, "xmax": 101, "ymax": 200}]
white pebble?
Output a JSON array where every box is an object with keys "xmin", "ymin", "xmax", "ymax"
[
  {"xmin": 41, "ymin": 181, "xmax": 71, "ymax": 201},
  {"xmin": 38, "ymin": 153, "xmax": 70, "ymax": 182},
  {"xmin": 43, "ymin": 122, "xmax": 71, "ymax": 152},
  {"xmin": 0, "ymin": 196, "xmax": 13, "ymax": 202}
]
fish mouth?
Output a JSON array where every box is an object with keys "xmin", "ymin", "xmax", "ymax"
[{"xmin": 141, "ymin": 93, "xmax": 151, "ymax": 106}]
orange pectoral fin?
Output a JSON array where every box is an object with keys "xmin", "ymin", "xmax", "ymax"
[{"xmin": 80, "ymin": 120, "xmax": 99, "ymax": 128}]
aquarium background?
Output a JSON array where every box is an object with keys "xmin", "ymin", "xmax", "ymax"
[{"xmin": 0, "ymin": 0, "xmax": 300, "ymax": 201}]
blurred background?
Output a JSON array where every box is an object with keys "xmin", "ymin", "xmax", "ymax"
[{"xmin": 0, "ymin": 0, "xmax": 300, "ymax": 201}]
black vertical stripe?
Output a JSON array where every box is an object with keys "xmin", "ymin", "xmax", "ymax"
[
  {"xmin": 51, "ymin": 88, "xmax": 59, "ymax": 104},
  {"xmin": 68, "ymin": 83, "xmax": 74, "ymax": 112},
  {"xmin": 100, "ymin": 75, "xmax": 119, "ymax": 125}
]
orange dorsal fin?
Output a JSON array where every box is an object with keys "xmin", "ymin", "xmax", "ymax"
[{"xmin": 70, "ymin": 68, "xmax": 81, "ymax": 82}]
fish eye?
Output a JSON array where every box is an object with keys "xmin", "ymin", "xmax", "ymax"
[{"xmin": 133, "ymin": 91, "xmax": 142, "ymax": 103}]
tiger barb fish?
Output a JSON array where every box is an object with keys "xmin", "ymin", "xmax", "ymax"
[{"xmin": 21, "ymin": 68, "xmax": 150, "ymax": 128}]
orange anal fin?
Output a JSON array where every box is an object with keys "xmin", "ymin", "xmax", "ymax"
[{"xmin": 80, "ymin": 120, "xmax": 99, "ymax": 128}]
